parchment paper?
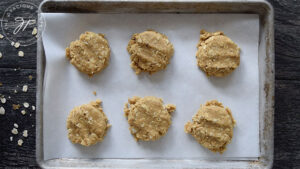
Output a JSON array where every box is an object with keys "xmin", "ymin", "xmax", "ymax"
[{"xmin": 42, "ymin": 13, "xmax": 259, "ymax": 160}]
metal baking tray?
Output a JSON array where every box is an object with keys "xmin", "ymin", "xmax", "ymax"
[{"xmin": 36, "ymin": 0, "xmax": 274, "ymax": 168}]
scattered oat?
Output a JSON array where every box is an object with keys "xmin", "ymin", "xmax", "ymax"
[
  {"xmin": 14, "ymin": 42, "xmax": 20, "ymax": 48},
  {"xmin": 18, "ymin": 139, "xmax": 23, "ymax": 146},
  {"xmin": 23, "ymin": 102, "xmax": 29, "ymax": 108},
  {"xmin": 14, "ymin": 123, "xmax": 18, "ymax": 128},
  {"xmin": 0, "ymin": 107, "xmax": 5, "ymax": 115},
  {"xmin": 0, "ymin": 34, "xmax": 4, "ymax": 39},
  {"xmin": 32, "ymin": 27, "xmax": 37, "ymax": 35},
  {"xmin": 28, "ymin": 75, "xmax": 33, "ymax": 80},
  {"xmin": 18, "ymin": 51, "xmax": 24, "ymax": 57},
  {"xmin": 30, "ymin": 114, "xmax": 32, "ymax": 116},
  {"xmin": 8, "ymin": 96, "xmax": 11, "ymax": 99},
  {"xmin": 12, "ymin": 104, "xmax": 20, "ymax": 110},
  {"xmin": 11, "ymin": 128, "xmax": 18, "ymax": 134},
  {"xmin": 32, "ymin": 105, "xmax": 35, "ymax": 110},
  {"xmin": 21, "ymin": 110, "xmax": 26, "ymax": 115},
  {"xmin": 1, "ymin": 97, "xmax": 6, "ymax": 103},
  {"xmin": 0, "ymin": 52, "xmax": 2, "ymax": 59},
  {"xmin": 93, "ymin": 91, "xmax": 97, "ymax": 96},
  {"xmin": 0, "ymin": 82, "xmax": 2, "ymax": 86},
  {"xmin": 10, "ymin": 136, "xmax": 13, "ymax": 141},
  {"xmin": 23, "ymin": 130, "xmax": 28, "ymax": 137},
  {"xmin": 11, "ymin": 42, "xmax": 15, "ymax": 46},
  {"xmin": 22, "ymin": 85, "xmax": 28, "ymax": 92},
  {"xmin": 14, "ymin": 68, "xmax": 17, "ymax": 71},
  {"xmin": 14, "ymin": 89, "xmax": 17, "ymax": 93}
]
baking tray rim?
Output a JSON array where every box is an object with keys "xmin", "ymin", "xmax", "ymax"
[{"xmin": 36, "ymin": 0, "xmax": 274, "ymax": 168}]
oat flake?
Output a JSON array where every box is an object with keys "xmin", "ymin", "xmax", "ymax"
[
  {"xmin": 0, "ymin": 97, "xmax": 6, "ymax": 103},
  {"xmin": 14, "ymin": 42, "xmax": 20, "ymax": 48},
  {"xmin": 18, "ymin": 139, "xmax": 23, "ymax": 146},
  {"xmin": 11, "ymin": 128, "xmax": 18, "ymax": 134},
  {"xmin": 23, "ymin": 130, "xmax": 28, "ymax": 137},
  {"xmin": 0, "ymin": 107, "xmax": 5, "ymax": 115},
  {"xmin": 32, "ymin": 27, "xmax": 37, "ymax": 35},
  {"xmin": 21, "ymin": 110, "xmax": 26, "ymax": 115},
  {"xmin": 22, "ymin": 85, "xmax": 28, "ymax": 92},
  {"xmin": 18, "ymin": 51, "xmax": 24, "ymax": 57},
  {"xmin": 23, "ymin": 102, "xmax": 29, "ymax": 108}
]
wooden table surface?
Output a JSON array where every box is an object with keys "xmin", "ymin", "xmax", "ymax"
[{"xmin": 0, "ymin": 0, "xmax": 299, "ymax": 168}]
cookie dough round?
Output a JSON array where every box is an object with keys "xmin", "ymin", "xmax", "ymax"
[
  {"xmin": 184, "ymin": 100, "xmax": 235, "ymax": 153},
  {"xmin": 124, "ymin": 96, "xmax": 176, "ymax": 141},
  {"xmin": 196, "ymin": 30, "xmax": 240, "ymax": 77},
  {"xmin": 66, "ymin": 100, "xmax": 111, "ymax": 146},
  {"xmin": 127, "ymin": 30, "xmax": 174, "ymax": 74},
  {"xmin": 66, "ymin": 31, "xmax": 110, "ymax": 77}
]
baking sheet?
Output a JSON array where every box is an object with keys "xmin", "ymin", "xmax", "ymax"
[{"xmin": 42, "ymin": 13, "xmax": 259, "ymax": 160}]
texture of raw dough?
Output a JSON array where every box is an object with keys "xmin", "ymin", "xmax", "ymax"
[
  {"xmin": 196, "ymin": 30, "xmax": 240, "ymax": 77},
  {"xmin": 127, "ymin": 30, "xmax": 174, "ymax": 74},
  {"xmin": 66, "ymin": 31, "xmax": 110, "ymax": 77},
  {"xmin": 124, "ymin": 96, "xmax": 176, "ymax": 141},
  {"xmin": 184, "ymin": 100, "xmax": 235, "ymax": 153},
  {"xmin": 66, "ymin": 100, "xmax": 111, "ymax": 146}
]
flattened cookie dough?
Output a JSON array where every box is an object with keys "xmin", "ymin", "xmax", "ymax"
[
  {"xmin": 127, "ymin": 30, "xmax": 174, "ymax": 74},
  {"xmin": 66, "ymin": 31, "xmax": 110, "ymax": 77},
  {"xmin": 184, "ymin": 100, "xmax": 235, "ymax": 153},
  {"xmin": 124, "ymin": 96, "xmax": 176, "ymax": 141},
  {"xmin": 196, "ymin": 30, "xmax": 240, "ymax": 77},
  {"xmin": 67, "ymin": 100, "xmax": 111, "ymax": 146}
]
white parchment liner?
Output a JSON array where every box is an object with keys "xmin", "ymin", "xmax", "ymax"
[{"xmin": 42, "ymin": 13, "xmax": 259, "ymax": 160}]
